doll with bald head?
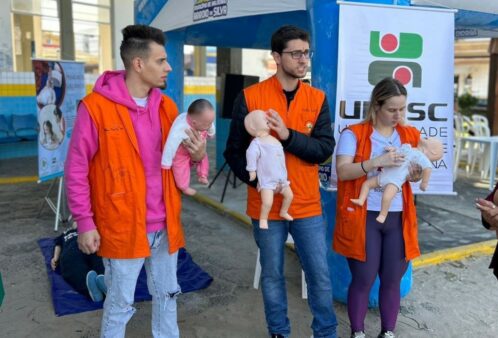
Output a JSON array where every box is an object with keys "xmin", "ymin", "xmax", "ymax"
[
  {"xmin": 351, "ymin": 137, "xmax": 444, "ymax": 223},
  {"xmin": 245, "ymin": 110, "xmax": 293, "ymax": 229}
]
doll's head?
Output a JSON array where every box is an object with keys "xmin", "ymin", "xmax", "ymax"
[
  {"xmin": 187, "ymin": 99, "xmax": 215, "ymax": 131},
  {"xmin": 244, "ymin": 110, "xmax": 270, "ymax": 137},
  {"xmin": 418, "ymin": 137, "xmax": 444, "ymax": 161}
]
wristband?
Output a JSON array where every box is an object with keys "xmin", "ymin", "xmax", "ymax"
[{"xmin": 360, "ymin": 161, "xmax": 368, "ymax": 174}]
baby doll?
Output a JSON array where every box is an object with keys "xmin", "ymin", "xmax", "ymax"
[
  {"xmin": 351, "ymin": 137, "xmax": 444, "ymax": 223},
  {"xmin": 51, "ymin": 222, "xmax": 107, "ymax": 302},
  {"xmin": 245, "ymin": 110, "xmax": 293, "ymax": 229},
  {"xmin": 161, "ymin": 99, "xmax": 215, "ymax": 196}
]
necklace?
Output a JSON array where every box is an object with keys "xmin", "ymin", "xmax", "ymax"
[
  {"xmin": 374, "ymin": 128, "xmax": 395, "ymax": 145},
  {"xmin": 384, "ymin": 134, "xmax": 394, "ymax": 145}
]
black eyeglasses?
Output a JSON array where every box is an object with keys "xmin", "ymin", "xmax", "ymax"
[{"xmin": 280, "ymin": 49, "xmax": 313, "ymax": 59}]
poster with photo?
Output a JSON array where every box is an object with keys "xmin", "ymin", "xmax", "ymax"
[{"xmin": 32, "ymin": 60, "xmax": 85, "ymax": 182}]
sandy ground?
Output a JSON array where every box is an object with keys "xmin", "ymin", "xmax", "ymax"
[{"xmin": 1, "ymin": 178, "xmax": 498, "ymax": 338}]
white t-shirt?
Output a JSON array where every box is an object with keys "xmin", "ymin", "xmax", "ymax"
[
  {"xmin": 336, "ymin": 128, "xmax": 403, "ymax": 212},
  {"xmin": 132, "ymin": 96, "xmax": 148, "ymax": 107}
]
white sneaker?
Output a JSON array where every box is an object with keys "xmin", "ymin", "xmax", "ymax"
[
  {"xmin": 351, "ymin": 332, "xmax": 366, "ymax": 338},
  {"xmin": 378, "ymin": 331, "xmax": 395, "ymax": 338}
]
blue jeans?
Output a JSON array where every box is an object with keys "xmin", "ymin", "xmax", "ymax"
[
  {"xmin": 100, "ymin": 230, "xmax": 180, "ymax": 338},
  {"xmin": 252, "ymin": 215, "xmax": 338, "ymax": 338}
]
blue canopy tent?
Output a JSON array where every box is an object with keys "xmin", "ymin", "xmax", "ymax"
[
  {"xmin": 135, "ymin": 0, "xmax": 498, "ymax": 305},
  {"xmin": 411, "ymin": 1, "xmax": 498, "ymax": 135},
  {"xmin": 412, "ymin": 1, "xmax": 498, "ymax": 38},
  {"xmin": 135, "ymin": 0, "xmax": 498, "ymax": 109}
]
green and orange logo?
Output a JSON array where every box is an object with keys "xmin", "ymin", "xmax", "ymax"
[{"xmin": 368, "ymin": 31, "xmax": 423, "ymax": 87}]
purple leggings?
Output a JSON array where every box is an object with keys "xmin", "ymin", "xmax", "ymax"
[{"xmin": 347, "ymin": 211, "xmax": 408, "ymax": 332}]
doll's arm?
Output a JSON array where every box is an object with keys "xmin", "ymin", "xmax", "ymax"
[
  {"xmin": 246, "ymin": 140, "xmax": 260, "ymax": 181},
  {"xmin": 413, "ymin": 150, "xmax": 433, "ymax": 189},
  {"xmin": 207, "ymin": 121, "xmax": 216, "ymax": 138},
  {"xmin": 419, "ymin": 168, "xmax": 432, "ymax": 191},
  {"xmin": 51, "ymin": 245, "xmax": 61, "ymax": 270},
  {"xmin": 161, "ymin": 115, "xmax": 188, "ymax": 169}
]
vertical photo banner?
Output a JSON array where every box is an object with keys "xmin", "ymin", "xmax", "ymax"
[
  {"xmin": 33, "ymin": 60, "xmax": 85, "ymax": 182},
  {"xmin": 332, "ymin": 2, "xmax": 455, "ymax": 194}
]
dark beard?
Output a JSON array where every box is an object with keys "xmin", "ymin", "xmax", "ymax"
[
  {"xmin": 281, "ymin": 63, "xmax": 307, "ymax": 79},
  {"xmin": 158, "ymin": 81, "xmax": 167, "ymax": 90}
]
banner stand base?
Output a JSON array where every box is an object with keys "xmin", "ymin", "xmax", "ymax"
[{"xmin": 38, "ymin": 177, "xmax": 72, "ymax": 232}]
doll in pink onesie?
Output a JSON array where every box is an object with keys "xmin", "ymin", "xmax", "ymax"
[
  {"xmin": 161, "ymin": 99, "xmax": 215, "ymax": 195},
  {"xmin": 245, "ymin": 110, "xmax": 293, "ymax": 229}
]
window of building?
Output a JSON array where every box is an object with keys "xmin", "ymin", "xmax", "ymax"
[{"xmin": 11, "ymin": 0, "xmax": 111, "ymax": 73}]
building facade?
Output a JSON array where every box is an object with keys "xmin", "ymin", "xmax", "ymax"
[{"xmin": 0, "ymin": 0, "xmax": 134, "ymax": 73}]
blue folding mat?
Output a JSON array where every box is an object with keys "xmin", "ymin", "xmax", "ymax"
[{"xmin": 38, "ymin": 238, "xmax": 213, "ymax": 316}]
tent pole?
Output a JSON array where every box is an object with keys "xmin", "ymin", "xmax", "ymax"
[{"xmin": 164, "ymin": 31, "xmax": 185, "ymax": 112}]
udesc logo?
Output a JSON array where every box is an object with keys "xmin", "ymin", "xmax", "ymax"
[
  {"xmin": 368, "ymin": 31, "xmax": 423, "ymax": 87},
  {"xmin": 365, "ymin": 31, "xmax": 448, "ymax": 170}
]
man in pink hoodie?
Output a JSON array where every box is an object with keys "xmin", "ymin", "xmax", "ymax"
[{"xmin": 65, "ymin": 25, "xmax": 206, "ymax": 338}]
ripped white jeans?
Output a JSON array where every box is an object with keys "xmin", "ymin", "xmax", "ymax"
[{"xmin": 100, "ymin": 230, "xmax": 180, "ymax": 338}]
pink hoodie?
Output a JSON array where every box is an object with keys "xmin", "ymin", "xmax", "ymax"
[{"xmin": 65, "ymin": 70, "xmax": 169, "ymax": 234}]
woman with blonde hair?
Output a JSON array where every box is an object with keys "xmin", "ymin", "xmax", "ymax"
[{"xmin": 334, "ymin": 77, "xmax": 423, "ymax": 338}]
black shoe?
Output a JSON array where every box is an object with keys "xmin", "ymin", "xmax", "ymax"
[{"xmin": 271, "ymin": 334, "xmax": 285, "ymax": 338}]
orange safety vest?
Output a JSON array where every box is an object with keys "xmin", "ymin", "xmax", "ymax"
[
  {"xmin": 333, "ymin": 122, "xmax": 421, "ymax": 261},
  {"xmin": 82, "ymin": 92, "xmax": 184, "ymax": 258},
  {"xmin": 243, "ymin": 76, "xmax": 325, "ymax": 220}
]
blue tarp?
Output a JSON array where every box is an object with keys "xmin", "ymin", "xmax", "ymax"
[{"xmin": 38, "ymin": 237, "xmax": 213, "ymax": 316}]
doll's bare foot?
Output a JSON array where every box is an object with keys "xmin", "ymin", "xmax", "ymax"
[
  {"xmin": 280, "ymin": 212, "xmax": 293, "ymax": 221},
  {"xmin": 182, "ymin": 187, "xmax": 197, "ymax": 196},
  {"xmin": 259, "ymin": 219, "xmax": 269, "ymax": 229},
  {"xmin": 198, "ymin": 176, "xmax": 209, "ymax": 185},
  {"xmin": 376, "ymin": 214, "xmax": 386, "ymax": 223},
  {"xmin": 350, "ymin": 198, "xmax": 364, "ymax": 206}
]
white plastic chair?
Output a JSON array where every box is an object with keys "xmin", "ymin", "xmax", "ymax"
[
  {"xmin": 453, "ymin": 114, "xmax": 464, "ymax": 179},
  {"xmin": 453, "ymin": 114, "xmax": 472, "ymax": 179},
  {"xmin": 462, "ymin": 115, "xmax": 473, "ymax": 135},
  {"xmin": 467, "ymin": 114, "xmax": 491, "ymax": 178},
  {"xmin": 472, "ymin": 114, "xmax": 490, "ymax": 129},
  {"xmin": 461, "ymin": 115, "xmax": 475, "ymax": 171},
  {"xmin": 253, "ymin": 233, "xmax": 307, "ymax": 299}
]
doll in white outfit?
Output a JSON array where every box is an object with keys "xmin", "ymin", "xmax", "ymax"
[
  {"xmin": 245, "ymin": 110, "xmax": 293, "ymax": 229},
  {"xmin": 351, "ymin": 137, "xmax": 444, "ymax": 223},
  {"xmin": 161, "ymin": 99, "xmax": 215, "ymax": 196}
]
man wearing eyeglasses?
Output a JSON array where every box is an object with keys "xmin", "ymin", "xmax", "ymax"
[{"xmin": 224, "ymin": 25, "xmax": 337, "ymax": 338}]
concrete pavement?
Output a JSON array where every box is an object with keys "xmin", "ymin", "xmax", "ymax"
[{"xmin": 1, "ymin": 155, "xmax": 498, "ymax": 337}]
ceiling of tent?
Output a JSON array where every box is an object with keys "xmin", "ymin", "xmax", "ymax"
[
  {"xmin": 148, "ymin": 0, "xmax": 306, "ymax": 32},
  {"xmin": 135, "ymin": 0, "xmax": 498, "ymax": 43},
  {"xmin": 136, "ymin": 0, "xmax": 309, "ymax": 48}
]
